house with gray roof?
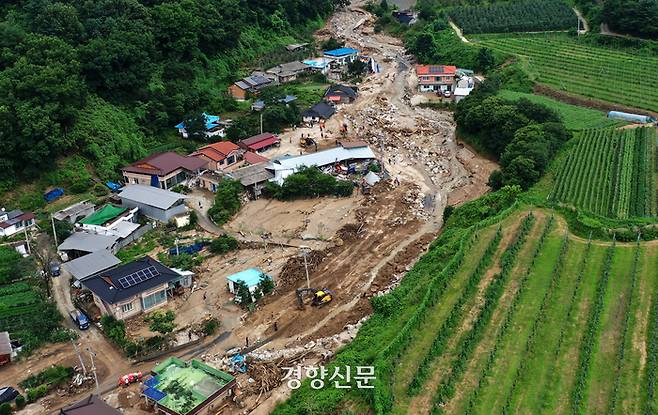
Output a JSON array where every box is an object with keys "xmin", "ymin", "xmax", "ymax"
[
  {"xmin": 81, "ymin": 256, "xmax": 191, "ymax": 320},
  {"xmin": 266, "ymin": 61, "xmax": 310, "ymax": 83},
  {"xmin": 58, "ymin": 232, "xmax": 120, "ymax": 259},
  {"xmin": 62, "ymin": 250, "xmax": 121, "ymax": 281},
  {"xmin": 118, "ymin": 185, "xmax": 188, "ymax": 223},
  {"xmin": 302, "ymin": 102, "xmax": 336, "ymax": 124},
  {"xmin": 266, "ymin": 145, "xmax": 376, "ymax": 184},
  {"xmin": 228, "ymin": 73, "xmax": 273, "ymax": 101}
]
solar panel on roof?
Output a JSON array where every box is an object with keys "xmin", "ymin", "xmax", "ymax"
[{"xmin": 118, "ymin": 266, "xmax": 160, "ymax": 289}]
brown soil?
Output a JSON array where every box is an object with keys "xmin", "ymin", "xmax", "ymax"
[{"xmin": 534, "ymin": 84, "xmax": 658, "ymax": 119}]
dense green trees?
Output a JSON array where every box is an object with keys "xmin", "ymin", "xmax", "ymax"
[
  {"xmin": 603, "ymin": 0, "xmax": 658, "ymax": 39},
  {"xmin": 455, "ymin": 79, "xmax": 570, "ymax": 190},
  {"xmin": 0, "ymin": 0, "xmax": 344, "ymax": 187}
]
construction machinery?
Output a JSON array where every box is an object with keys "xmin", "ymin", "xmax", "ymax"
[
  {"xmin": 299, "ymin": 136, "xmax": 316, "ymax": 148},
  {"xmin": 296, "ymin": 288, "xmax": 333, "ymax": 309}
]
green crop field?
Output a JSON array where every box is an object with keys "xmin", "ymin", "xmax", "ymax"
[
  {"xmin": 0, "ymin": 282, "xmax": 45, "ymax": 332},
  {"xmin": 377, "ymin": 212, "xmax": 656, "ymax": 415},
  {"xmin": 474, "ymin": 33, "xmax": 658, "ymax": 112},
  {"xmin": 498, "ymin": 90, "xmax": 624, "ymax": 130},
  {"xmin": 274, "ymin": 195, "xmax": 658, "ymax": 414},
  {"xmin": 449, "ymin": 0, "xmax": 575, "ymax": 35},
  {"xmin": 551, "ymin": 127, "xmax": 657, "ymax": 219}
]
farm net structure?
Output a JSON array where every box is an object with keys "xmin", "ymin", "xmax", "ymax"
[
  {"xmin": 473, "ymin": 33, "xmax": 658, "ymax": 112},
  {"xmin": 551, "ymin": 126, "xmax": 657, "ymax": 219}
]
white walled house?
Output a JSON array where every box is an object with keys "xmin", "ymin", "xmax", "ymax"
[{"xmin": 0, "ymin": 209, "xmax": 36, "ymax": 237}]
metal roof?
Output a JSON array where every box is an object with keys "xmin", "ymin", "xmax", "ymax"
[
  {"xmin": 226, "ymin": 268, "xmax": 270, "ymax": 288},
  {"xmin": 53, "ymin": 201, "xmax": 95, "ymax": 221},
  {"xmin": 58, "ymin": 232, "xmax": 119, "ymax": 253},
  {"xmin": 323, "ymin": 47, "xmax": 359, "ymax": 57},
  {"xmin": 268, "ymin": 146, "xmax": 375, "ymax": 171},
  {"xmin": 82, "ymin": 256, "xmax": 182, "ymax": 304},
  {"xmin": 62, "ymin": 251, "xmax": 121, "ymax": 281},
  {"xmin": 174, "ymin": 112, "xmax": 221, "ymax": 130},
  {"xmin": 0, "ymin": 332, "xmax": 11, "ymax": 356},
  {"xmin": 119, "ymin": 185, "xmax": 187, "ymax": 210},
  {"xmin": 228, "ymin": 163, "xmax": 274, "ymax": 186},
  {"xmin": 60, "ymin": 394, "xmax": 121, "ymax": 415}
]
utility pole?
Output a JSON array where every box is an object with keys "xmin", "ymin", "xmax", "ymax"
[
  {"xmin": 71, "ymin": 339, "xmax": 87, "ymax": 375},
  {"xmin": 87, "ymin": 347, "xmax": 99, "ymax": 396},
  {"xmin": 175, "ymin": 238, "xmax": 180, "ymax": 256},
  {"xmin": 50, "ymin": 214, "xmax": 58, "ymax": 248},
  {"xmin": 300, "ymin": 245, "xmax": 310, "ymax": 289},
  {"xmin": 23, "ymin": 226, "xmax": 31, "ymax": 255},
  {"xmin": 260, "ymin": 112, "xmax": 264, "ymax": 134}
]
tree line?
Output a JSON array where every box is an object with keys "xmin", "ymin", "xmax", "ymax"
[
  {"xmin": 0, "ymin": 0, "xmax": 346, "ymax": 189},
  {"xmin": 454, "ymin": 78, "xmax": 571, "ymax": 190}
]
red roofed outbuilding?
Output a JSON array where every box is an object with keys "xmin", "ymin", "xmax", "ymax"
[{"xmin": 238, "ymin": 132, "xmax": 280, "ymax": 153}]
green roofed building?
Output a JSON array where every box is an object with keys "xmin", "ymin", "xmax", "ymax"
[
  {"xmin": 143, "ymin": 357, "xmax": 236, "ymax": 415},
  {"xmin": 80, "ymin": 205, "xmax": 127, "ymax": 226}
]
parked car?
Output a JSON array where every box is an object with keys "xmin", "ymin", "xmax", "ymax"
[
  {"xmin": 0, "ymin": 387, "xmax": 18, "ymax": 404},
  {"xmin": 50, "ymin": 261, "xmax": 61, "ymax": 277},
  {"xmin": 69, "ymin": 309, "xmax": 90, "ymax": 330},
  {"xmin": 442, "ymin": 90, "xmax": 452, "ymax": 98}
]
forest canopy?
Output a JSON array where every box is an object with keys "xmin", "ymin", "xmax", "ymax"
[{"xmin": 0, "ymin": 0, "xmax": 346, "ymax": 188}]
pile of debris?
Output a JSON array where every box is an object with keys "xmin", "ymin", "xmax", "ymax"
[{"xmin": 278, "ymin": 250, "xmax": 328, "ymax": 288}]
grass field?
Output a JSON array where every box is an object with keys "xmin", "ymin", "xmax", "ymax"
[
  {"xmin": 474, "ymin": 33, "xmax": 658, "ymax": 112},
  {"xmin": 498, "ymin": 90, "xmax": 624, "ymax": 130},
  {"xmin": 375, "ymin": 211, "xmax": 658, "ymax": 414},
  {"xmin": 551, "ymin": 126, "xmax": 657, "ymax": 218}
]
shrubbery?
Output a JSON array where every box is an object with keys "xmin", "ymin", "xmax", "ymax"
[
  {"xmin": 209, "ymin": 234, "xmax": 239, "ymax": 254},
  {"xmin": 265, "ymin": 167, "xmax": 354, "ymax": 200},
  {"xmin": 208, "ymin": 179, "xmax": 242, "ymax": 225}
]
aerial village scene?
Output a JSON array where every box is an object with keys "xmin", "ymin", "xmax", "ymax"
[{"xmin": 1, "ymin": 0, "xmax": 658, "ymax": 414}]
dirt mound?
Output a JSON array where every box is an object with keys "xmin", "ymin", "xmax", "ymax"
[
  {"xmin": 278, "ymin": 250, "xmax": 328, "ymax": 288},
  {"xmin": 336, "ymin": 223, "xmax": 362, "ymax": 242}
]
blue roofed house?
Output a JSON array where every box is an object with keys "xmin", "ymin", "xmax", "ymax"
[
  {"xmin": 82, "ymin": 256, "xmax": 192, "ymax": 320},
  {"xmin": 226, "ymin": 268, "xmax": 273, "ymax": 302},
  {"xmin": 323, "ymin": 47, "xmax": 359, "ymax": 65},
  {"xmin": 175, "ymin": 113, "xmax": 228, "ymax": 139}
]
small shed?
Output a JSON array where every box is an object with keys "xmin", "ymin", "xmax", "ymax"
[
  {"xmin": 0, "ymin": 332, "xmax": 12, "ymax": 366},
  {"xmin": 226, "ymin": 268, "xmax": 272, "ymax": 300}
]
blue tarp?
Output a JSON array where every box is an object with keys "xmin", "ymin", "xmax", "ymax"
[
  {"xmin": 169, "ymin": 241, "xmax": 208, "ymax": 256},
  {"xmin": 144, "ymin": 376, "xmax": 159, "ymax": 388},
  {"xmin": 175, "ymin": 112, "xmax": 221, "ymax": 130},
  {"xmin": 105, "ymin": 181, "xmax": 122, "ymax": 192},
  {"xmin": 143, "ymin": 387, "xmax": 166, "ymax": 402},
  {"xmin": 44, "ymin": 188, "xmax": 64, "ymax": 202}
]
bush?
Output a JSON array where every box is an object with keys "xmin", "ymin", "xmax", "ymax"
[
  {"xmin": 26, "ymin": 385, "xmax": 48, "ymax": 403},
  {"xmin": 14, "ymin": 395, "xmax": 25, "ymax": 409},
  {"xmin": 267, "ymin": 167, "xmax": 354, "ymax": 200},
  {"xmin": 208, "ymin": 179, "xmax": 242, "ymax": 225},
  {"xmin": 19, "ymin": 365, "xmax": 74, "ymax": 389},
  {"xmin": 202, "ymin": 318, "xmax": 220, "ymax": 335},
  {"xmin": 209, "ymin": 234, "xmax": 239, "ymax": 254},
  {"xmin": 92, "ymin": 183, "xmax": 109, "ymax": 197},
  {"xmin": 0, "ymin": 402, "xmax": 10, "ymax": 415}
]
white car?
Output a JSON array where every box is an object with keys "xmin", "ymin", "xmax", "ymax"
[{"xmin": 443, "ymin": 90, "xmax": 452, "ymax": 98}]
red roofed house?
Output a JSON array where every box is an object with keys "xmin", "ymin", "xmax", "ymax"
[
  {"xmin": 243, "ymin": 151, "xmax": 269, "ymax": 165},
  {"xmin": 190, "ymin": 141, "xmax": 242, "ymax": 171},
  {"xmin": 416, "ymin": 65, "xmax": 457, "ymax": 93},
  {"xmin": 121, "ymin": 152, "xmax": 206, "ymax": 190},
  {"xmin": 0, "ymin": 209, "xmax": 36, "ymax": 237},
  {"xmin": 238, "ymin": 132, "xmax": 280, "ymax": 153}
]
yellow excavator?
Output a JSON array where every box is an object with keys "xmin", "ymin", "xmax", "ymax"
[
  {"xmin": 296, "ymin": 288, "xmax": 333, "ymax": 309},
  {"xmin": 299, "ymin": 136, "xmax": 316, "ymax": 148}
]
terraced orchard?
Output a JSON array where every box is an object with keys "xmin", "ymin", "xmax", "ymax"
[
  {"xmin": 372, "ymin": 211, "xmax": 658, "ymax": 415},
  {"xmin": 474, "ymin": 33, "xmax": 658, "ymax": 112},
  {"xmin": 449, "ymin": 0, "xmax": 575, "ymax": 35},
  {"xmin": 551, "ymin": 127, "xmax": 657, "ymax": 219}
]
